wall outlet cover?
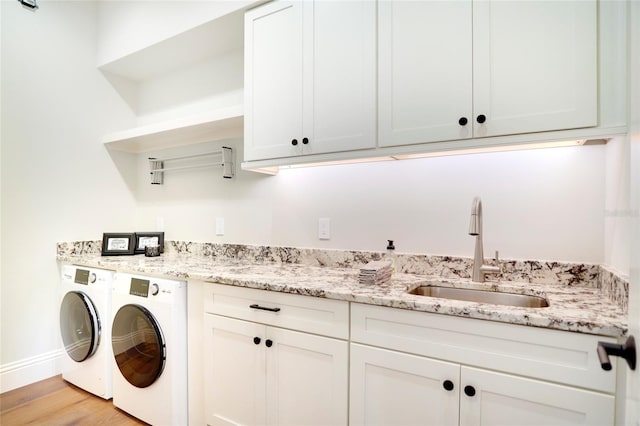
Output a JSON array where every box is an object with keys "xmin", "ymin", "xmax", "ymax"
[
  {"xmin": 215, "ymin": 217, "xmax": 225, "ymax": 236},
  {"xmin": 318, "ymin": 218, "xmax": 330, "ymax": 240}
]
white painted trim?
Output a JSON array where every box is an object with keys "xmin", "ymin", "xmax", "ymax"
[{"xmin": 0, "ymin": 349, "xmax": 63, "ymax": 393}]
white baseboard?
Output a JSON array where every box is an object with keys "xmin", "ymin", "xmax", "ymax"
[{"xmin": 0, "ymin": 349, "xmax": 63, "ymax": 393}]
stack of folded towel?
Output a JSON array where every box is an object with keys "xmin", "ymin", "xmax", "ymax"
[{"xmin": 359, "ymin": 260, "xmax": 393, "ymax": 285}]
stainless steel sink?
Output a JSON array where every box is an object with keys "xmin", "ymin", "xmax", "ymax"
[{"xmin": 408, "ymin": 285, "xmax": 549, "ymax": 308}]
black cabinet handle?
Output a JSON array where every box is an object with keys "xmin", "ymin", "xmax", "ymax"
[
  {"xmin": 265, "ymin": 339, "xmax": 273, "ymax": 348},
  {"xmin": 458, "ymin": 117, "xmax": 468, "ymax": 126},
  {"xmin": 476, "ymin": 114, "xmax": 486, "ymax": 124},
  {"xmin": 249, "ymin": 304, "xmax": 281, "ymax": 313},
  {"xmin": 443, "ymin": 380, "xmax": 454, "ymax": 391},
  {"xmin": 253, "ymin": 337, "xmax": 261, "ymax": 345},
  {"xmin": 464, "ymin": 385, "xmax": 476, "ymax": 397},
  {"xmin": 292, "ymin": 139, "xmax": 298, "ymax": 146},
  {"xmin": 302, "ymin": 137, "xmax": 309, "ymax": 145},
  {"xmin": 598, "ymin": 335, "xmax": 636, "ymax": 371}
]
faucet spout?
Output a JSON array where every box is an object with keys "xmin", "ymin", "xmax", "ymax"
[
  {"xmin": 469, "ymin": 197, "xmax": 482, "ymax": 236},
  {"xmin": 468, "ymin": 197, "xmax": 500, "ymax": 282}
]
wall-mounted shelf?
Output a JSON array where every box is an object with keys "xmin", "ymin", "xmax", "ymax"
[
  {"xmin": 98, "ymin": 6, "xmax": 247, "ymax": 82},
  {"xmin": 102, "ymin": 106, "xmax": 243, "ymax": 153}
]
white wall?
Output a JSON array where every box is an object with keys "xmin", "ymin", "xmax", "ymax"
[
  {"xmin": 0, "ymin": 0, "xmax": 136, "ymax": 390},
  {"xmin": 604, "ymin": 136, "xmax": 631, "ymax": 276},
  {"xmin": 134, "ymin": 140, "xmax": 606, "ymax": 263}
]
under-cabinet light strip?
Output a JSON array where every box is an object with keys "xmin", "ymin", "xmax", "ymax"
[
  {"xmin": 391, "ymin": 139, "xmax": 588, "ymax": 160},
  {"xmin": 276, "ymin": 139, "xmax": 591, "ymax": 171}
]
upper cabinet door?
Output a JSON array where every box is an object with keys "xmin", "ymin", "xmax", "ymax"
[
  {"xmin": 244, "ymin": 1, "xmax": 304, "ymax": 162},
  {"xmin": 307, "ymin": 0, "xmax": 376, "ymax": 155},
  {"xmin": 472, "ymin": 0, "xmax": 598, "ymax": 138},
  {"xmin": 244, "ymin": 0, "xmax": 376, "ymax": 162},
  {"xmin": 378, "ymin": 0, "xmax": 473, "ymax": 147}
]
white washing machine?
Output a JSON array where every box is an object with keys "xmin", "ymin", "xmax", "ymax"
[
  {"xmin": 59, "ymin": 264, "xmax": 114, "ymax": 399},
  {"xmin": 111, "ymin": 272, "xmax": 188, "ymax": 426}
]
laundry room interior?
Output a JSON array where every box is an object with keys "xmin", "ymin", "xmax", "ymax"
[{"xmin": 1, "ymin": 0, "xmax": 640, "ymax": 425}]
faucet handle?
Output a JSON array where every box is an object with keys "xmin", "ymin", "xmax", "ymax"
[{"xmin": 494, "ymin": 251, "xmax": 501, "ymax": 269}]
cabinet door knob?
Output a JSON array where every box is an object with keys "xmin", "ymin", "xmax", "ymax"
[
  {"xmin": 253, "ymin": 337, "xmax": 261, "ymax": 345},
  {"xmin": 302, "ymin": 137, "xmax": 309, "ymax": 145},
  {"xmin": 443, "ymin": 380, "xmax": 455, "ymax": 391},
  {"xmin": 265, "ymin": 339, "xmax": 273, "ymax": 348},
  {"xmin": 464, "ymin": 385, "xmax": 476, "ymax": 397},
  {"xmin": 476, "ymin": 114, "xmax": 486, "ymax": 124},
  {"xmin": 458, "ymin": 117, "xmax": 468, "ymax": 126},
  {"xmin": 292, "ymin": 139, "xmax": 298, "ymax": 146}
]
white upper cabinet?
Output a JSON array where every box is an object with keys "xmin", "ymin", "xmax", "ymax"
[
  {"xmin": 244, "ymin": 0, "xmax": 376, "ymax": 162},
  {"xmin": 379, "ymin": 0, "xmax": 598, "ymax": 148},
  {"xmin": 472, "ymin": 0, "xmax": 598, "ymax": 138},
  {"xmin": 378, "ymin": 0, "xmax": 473, "ymax": 146}
]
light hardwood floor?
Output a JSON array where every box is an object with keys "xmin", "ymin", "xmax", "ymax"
[{"xmin": 0, "ymin": 375, "xmax": 146, "ymax": 425}]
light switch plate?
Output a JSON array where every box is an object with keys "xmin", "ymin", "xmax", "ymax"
[
  {"xmin": 215, "ymin": 217, "xmax": 225, "ymax": 236},
  {"xmin": 318, "ymin": 218, "xmax": 330, "ymax": 240}
]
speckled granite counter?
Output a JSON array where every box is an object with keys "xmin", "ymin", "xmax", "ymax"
[{"xmin": 57, "ymin": 243, "xmax": 628, "ymax": 338}]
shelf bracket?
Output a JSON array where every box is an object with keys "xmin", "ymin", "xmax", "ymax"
[{"xmin": 148, "ymin": 146, "xmax": 234, "ymax": 184}]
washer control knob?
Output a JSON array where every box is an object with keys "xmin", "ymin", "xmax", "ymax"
[
  {"xmin": 89, "ymin": 273, "xmax": 97, "ymax": 283},
  {"xmin": 150, "ymin": 283, "xmax": 160, "ymax": 296}
]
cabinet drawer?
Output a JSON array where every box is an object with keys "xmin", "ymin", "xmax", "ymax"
[
  {"xmin": 351, "ymin": 303, "xmax": 616, "ymax": 393},
  {"xmin": 204, "ymin": 283, "xmax": 349, "ymax": 339}
]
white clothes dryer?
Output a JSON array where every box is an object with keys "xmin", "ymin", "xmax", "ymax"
[
  {"xmin": 59, "ymin": 264, "xmax": 114, "ymax": 399},
  {"xmin": 111, "ymin": 273, "xmax": 187, "ymax": 426}
]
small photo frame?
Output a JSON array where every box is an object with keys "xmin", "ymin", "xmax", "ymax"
[
  {"xmin": 134, "ymin": 232, "xmax": 165, "ymax": 254},
  {"xmin": 101, "ymin": 233, "xmax": 135, "ymax": 256}
]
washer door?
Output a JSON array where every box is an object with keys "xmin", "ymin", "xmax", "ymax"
[
  {"xmin": 111, "ymin": 304, "xmax": 165, "ymax": 388},
  {"xmin": 59, "ymin": 291, "xmax": 100, "ymax": 362}
]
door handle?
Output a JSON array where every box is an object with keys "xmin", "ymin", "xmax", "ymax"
[{"xmin": 598, "ymin": 335, "xmax": 636, "ymax": 371}]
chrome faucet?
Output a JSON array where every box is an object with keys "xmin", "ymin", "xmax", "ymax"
[{"xmin": 469, "ymin": 197, "xmax": 500, "ymax": 282}]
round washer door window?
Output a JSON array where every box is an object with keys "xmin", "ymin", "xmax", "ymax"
[
  {"xmin": 112, "ymin": 304, "xmax": 165, "ymax": 388},
  {"xmin": 60, "ymin": 291, "xmax": 100, "ymax": 362}
]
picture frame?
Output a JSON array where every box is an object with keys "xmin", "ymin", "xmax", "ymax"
[
  {"xmin": 101, "ymin": 233, "xmax": 136, "ymax": 256},
  {"xmin": 134, "ymin": 232, "xmax": 165, "ymax": 254}
]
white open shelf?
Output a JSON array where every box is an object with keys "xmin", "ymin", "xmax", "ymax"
[
  {"xmin": 98, "ymin": 7, "xmax": 246, "ymax": 82},
  {"xmin": 102, "ymin": 106, "xmax": 243, "ymax": 153}
]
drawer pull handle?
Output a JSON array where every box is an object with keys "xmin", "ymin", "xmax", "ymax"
[
  {"xmin": 266, "ymin": 339, "xmax": 273, "ymax": 348},
  {"xmin": 443, "ymin": 380, "xmax": 454, "ymax": 391},
  {"xmin": 253, "ymin": 337, "xmax": 261, "ymax": 345},
  {"xmin": 249, "ymin": 304, "xmax": 281, "ymax": 313}
]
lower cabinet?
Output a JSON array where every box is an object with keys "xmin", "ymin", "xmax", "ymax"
[
  {"xmin": 460, "ymin": 366, "xmax": 614, "ymax": 426},
  {"xmin": 350, "ymin": 343, "xmax": 614, "ymax": 426},
  {"xmin": 350, "ymin": 343, "xmax": 460, "ymax": 425},
  {"xmin": 203, "ymin": 314, "xmax": 348, "ymax": 426},
  {"xmin": 200, "ymin": 287, "xmax": 617, "ymax": 426}
]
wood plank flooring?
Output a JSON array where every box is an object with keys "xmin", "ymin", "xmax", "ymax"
[{"xmin": 0, "ymin": 375, "xmax": 147, "ymax": 425}]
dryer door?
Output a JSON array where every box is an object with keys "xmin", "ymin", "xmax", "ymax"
[
  {"xmin": 60, "ymin": 291, "xmax": 100, "ymax": 362},
  {"xmin": 111, "ymin": 304, "xmax": 165, "ymax": 388}
]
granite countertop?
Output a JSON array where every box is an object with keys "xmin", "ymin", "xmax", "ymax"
[{"xmin": 57, "ymin": 252, "xmax": 628, "ymax": 338}]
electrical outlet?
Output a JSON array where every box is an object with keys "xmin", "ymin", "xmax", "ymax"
[
  {"xmin": 318, "ymin": 218, "xmax": 331, "ymax": 240},
  {"xmin": 215, "ymin": 217, "xmax": 225, "ymax": 236}
]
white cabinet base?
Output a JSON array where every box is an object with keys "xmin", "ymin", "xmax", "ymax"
[{"xmin": 460, "ymin": 366, "xmax": 614, "ymax": 426}]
